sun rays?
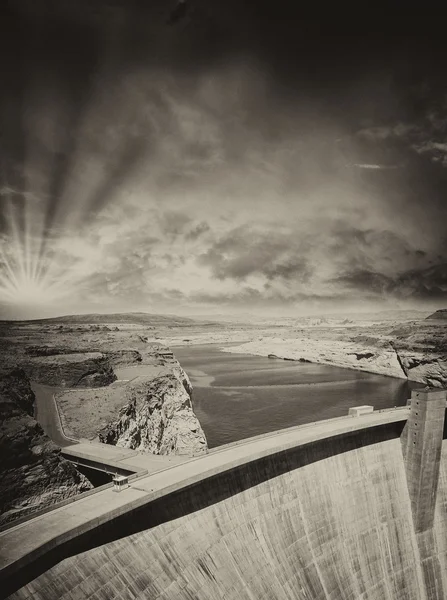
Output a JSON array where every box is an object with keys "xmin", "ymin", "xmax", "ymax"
[
  {"xmin": 0, "ymin": 275, "xmax": 54, "ymax": 305},
  {"xmin": 0, "ymin": 74, "xmax": 151, "ymax": 313},
  {"xmin": 0, "ymin": 187, "xmax": 83, "ymax": 308}
]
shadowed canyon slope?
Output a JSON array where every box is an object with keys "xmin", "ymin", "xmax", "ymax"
[{"xmin": 0, "ymin": 370, "xmax": 92, "ymax": 527}]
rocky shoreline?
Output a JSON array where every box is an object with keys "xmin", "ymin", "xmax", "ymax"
[
  {"xmin": 221, "ymin": 331, "xmax": 447, "ymax": 388},
  {"xmin": 222, "ymin": 338, "xmax": 406, "ymax": 379},
  {"xmin": 150, "ymin": 311, "xmax": 447, "ymax": 389}
]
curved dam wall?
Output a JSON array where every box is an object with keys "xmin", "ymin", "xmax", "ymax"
[{"xmin": 7, "ymin": 416, "xmax": 447, "ymax": 600}]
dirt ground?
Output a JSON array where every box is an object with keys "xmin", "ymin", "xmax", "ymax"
[{"xmin": 55, "ymin": 383, "xmax": 129, "ymax": 441}]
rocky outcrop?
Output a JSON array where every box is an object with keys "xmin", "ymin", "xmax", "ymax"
[
  {"xmin": 426, "ymin": 309, "xmax": 447, "ymax": 320},
  {"xmin": 24, "ymin": 347, "xmax": 142, "ymax": 368},
  {"xmin": 0, "ymin": 370, "xmax": 92, "ymax": 527},
  {"xmin": 105, "ymin": 349, "xmax": 142, "ymax": 368},
  {"xmin": 0, "ymin": 368, "xmax": 35, "ymax": 416},
  {"xmin": 21, "ymin": 352, "xmax": 116, "ymax": 388},
  {"xmin": 24, "ymin": 346, "xmax": 78, "ymax": 357},
  {"xmin": 398, "ymin": 353, "xmax": 447, "ymax": 388},
  {"xmin": 99, "ymin": 366, "xmax": 207, "ymax": 456}
]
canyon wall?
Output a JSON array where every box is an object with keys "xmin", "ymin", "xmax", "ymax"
[
  {"xmin": 21, "ymin": 352, "xmax": 116, "ymax": 388},
  {"xmin": 223, "ymin": 336, "xmax": 447, "ymax": 387},
  {"xmin": 99, "ymin": 364, "xmax": 207, "ymax": 456},
  {"xmin": 0, "ymin": 370, "xmax": 92, "ymax": 527}
]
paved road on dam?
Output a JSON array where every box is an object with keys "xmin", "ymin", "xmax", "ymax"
[{"xmin": 0, "ymin": 406, "xmax": 410, "ymax": 580}]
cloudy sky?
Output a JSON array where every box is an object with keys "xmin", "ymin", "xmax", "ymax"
[{"xmin": 1, "ymin": 1, "xmax": 447, "ymax": 318}]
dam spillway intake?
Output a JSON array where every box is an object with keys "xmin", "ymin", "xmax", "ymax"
[{"xmin": 1, "ymin": 392, "xmax": 447, "ymax": 600}]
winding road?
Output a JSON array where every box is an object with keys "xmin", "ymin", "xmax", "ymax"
[{"xmin": 31, "ymin": 383, "xmax": 76, "ymax": 448}]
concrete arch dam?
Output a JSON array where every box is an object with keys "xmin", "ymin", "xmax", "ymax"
[{"xmin": 2, "ymin": 390, "xmax": 447, "ymax": 599}]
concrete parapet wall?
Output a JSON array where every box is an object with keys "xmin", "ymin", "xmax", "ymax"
[{"xmin": 8, "ymin": 422, "xmax": 437, "ymax": 600}]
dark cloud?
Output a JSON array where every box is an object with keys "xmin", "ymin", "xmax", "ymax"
[
  {"xmin": 336, "ymin": 270, "xmax": 393, "ymax": 295},
  {"xmin": 185, "ymin": 221, "xmax": 210, "ymax": 240},
  {"xmin": 198, "ymin": 227, "xmax": 310, "ymax": 282},
  {"xmin": 335, "ymin": 263, "xmax": 447, "ymax": 302},
  {"xmin": 191, "ymin": 288, "xmax": 344, "ymax": 307},
  {"xmin": 320, "ymin": 223, "xmax": 429, "ymax": 274}
]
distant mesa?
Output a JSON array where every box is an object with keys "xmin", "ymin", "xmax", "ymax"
[
  {"xmin": 27, "ymin": 312, "xmax": 195, "ymax": 326},
  {"xmin": 426, "ymin": 309, "xmax": 447, "ymax": 320}
]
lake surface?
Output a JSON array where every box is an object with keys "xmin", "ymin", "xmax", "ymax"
[{"xmin": 171, "ymin": 344, "xmax": 413, "ymax": 448}]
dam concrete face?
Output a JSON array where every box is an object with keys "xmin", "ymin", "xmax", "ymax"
[{"xmin": 4, "ymin": 395, "xmax": 447, "ymax": 600}]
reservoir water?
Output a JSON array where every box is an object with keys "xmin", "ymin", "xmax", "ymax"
[{"xmin": 172, "ymin": 344, "xmax": 412, "ymax": 448}]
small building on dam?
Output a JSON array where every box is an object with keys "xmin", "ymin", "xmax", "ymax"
[{"xmin": 1, "ymin": 388, "xmax": 447, "ymax": 599}]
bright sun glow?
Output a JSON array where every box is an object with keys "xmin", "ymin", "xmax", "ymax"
[
  {"xmin": 0, "ymin": 264, "xmax": 76, "ymax": 308},
  {"xmin": 3, "ymin": 277, "xmax": 55, "ymax": 305}
]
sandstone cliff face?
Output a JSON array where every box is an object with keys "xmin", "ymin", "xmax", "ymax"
[
  {"xmin": 99, "ymin": 365, "xmax": 207, "ymax": 456},
  {"xmin": 0, "ymin": 369, "xmax": 93, "ymax": 527},
  {"xmin": 21, "ymin": 352, "xmax": 116, "ymax": 388},
  {"xmin": 223, "ymin": 337, "xmax": 408, "ymax": 380},
  {"xmin": 223, "ymin": 331, "xmax": 447, "ymax": 388},
  {"xmin": 398, "ymin": 352, "xmax": 447, "ymax": 388}
]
